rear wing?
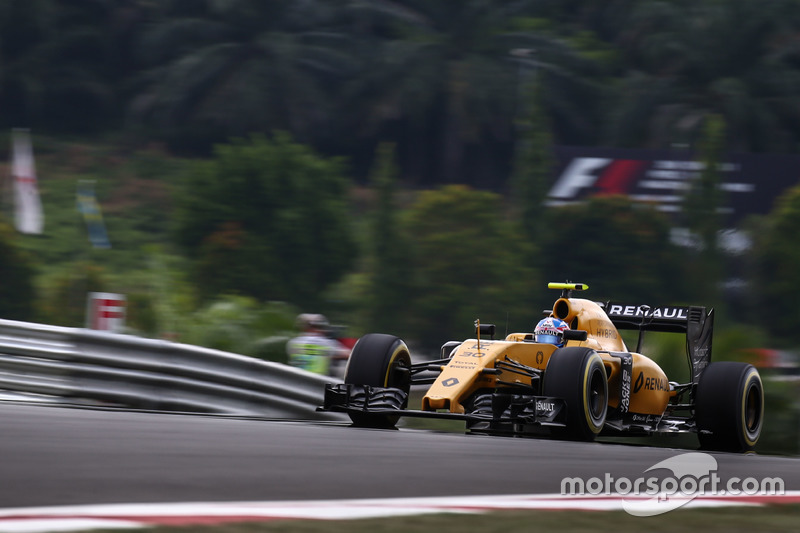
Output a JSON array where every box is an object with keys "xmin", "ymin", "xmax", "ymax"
[{"xmin": 602, "ymin": 302, "xmax": 714, "ymax": 384}]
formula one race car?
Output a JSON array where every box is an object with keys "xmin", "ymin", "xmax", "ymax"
[{"xmin": 320, "ymin": 283, "xmax": 764, "ymax": 452}]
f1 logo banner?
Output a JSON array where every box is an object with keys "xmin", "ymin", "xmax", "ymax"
[
  {"xmin": 87, "ymin": 292, "xmax": 126, "ymax": 332},
  {"xmin": 546, "ymin": 146, "xmax": 800, "ymax": 227}
]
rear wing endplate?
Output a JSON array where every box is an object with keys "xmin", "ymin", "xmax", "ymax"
[{"xmin": 602, "ymin": 302, "xmax": 714, "ymax": 383}]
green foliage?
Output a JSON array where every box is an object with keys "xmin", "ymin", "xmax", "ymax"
[
  {"xmin": 686, "ymin": 114, "xmax": 726, "ymax": 251},
  {"xmin": 38, "ymin": 261, "xmax": 108, "ymax": 327},
  {"xmin": 0, "ymin": 218, "xmax": 37, "ymax": 321},
  {"xmin": 341, "ymin": 0, "xmax": 602, "ymax": 185},
  {"xmin": 758, "ymin": 379, "xmax": 800, "ymax": 455},
  {"xmin": 539, "ymin": 196, "xmax": 688, "ymax": 304},
  {"xmin": 173, "ymin": 295, "xmax": 297, "ymax": 363},
  {"xmin": 125, "ymin": 291, "xmax": 158, "ymax": 335},
  {"xmin": 754, "ymin": 184, "xmax": 800, "ymax": 342},
  {"xmin": 682, "ymin": 114, "xmax": 727, "ymax": 306},
  {"xmin": 130, "ymin": 0, "xmax": 352, "ymax": 152},
  {"xmin": 364, "ymin": 142, "xmax": 413, "ymax": 333},
  {"xmin": 0, "ymin": 0, "xmax": 140, "ymax": 132},
  {"xmin": 607, "ymin": 0, "xmax": 800, "ymax": 152},
  {"xmin": 401, "ymin": 185, "xmax": 537, "ymax": 348},
  {"xmin": 4, "ymin": 0, "xmax": 800, "ymax": 184},
  {"xmin": 640, "ymin": 331, "xmax": 691, "ymax": 383},
  {"xmin": 511, "ymin": 81, "xmax": 555, "ymax": 251},
  {"xmin": 14, "ymin": 140, "xmax": 181, "ymax": 279},
  {"xmin": 174, "ymin": 132, "xmax": 356, "ymax": 308}
]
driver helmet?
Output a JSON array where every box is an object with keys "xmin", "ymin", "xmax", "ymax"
[
  {"xmin": 534, "ymin": 317, "xmax": 570, "ymax": 346},
  {"xmin": 296, "ymin": 313, "xmax": 329, "ymax": 331}
]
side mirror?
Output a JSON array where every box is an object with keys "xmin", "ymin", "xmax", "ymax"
[
  {"xmin": 476, "ymin": 323, "xmax": 496, "ymax": 339},
  {"xmin": 563, "ymin": 329, "xmax": 588, "ymax": 342}
]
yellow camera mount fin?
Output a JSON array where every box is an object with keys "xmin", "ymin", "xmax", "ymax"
[{"xmin": 547, "ymin": 282, "xmax": 589, "ymax": 298}]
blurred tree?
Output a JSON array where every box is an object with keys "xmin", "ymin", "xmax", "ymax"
[
  {"xmin": 125, "ymin": 291, "xmax": 158, "ymax": 335},
  {"xmin": 607, "ymin": 0, "xmax": 800, "ymax": 152},
  {"xmin": 753, "ymin": 184, "xmax": 800, "ymax": 342},
  {"xmin": 364, "ymin": 142, "xmax": 413, "ymax": 334},
  {"xmin": 683, "ymin": 114, "xmax": 726, "ymax": 304},
  {"xmin": 539, "ymin": 196, "xmax": 687, "ymax": 305},
  {"xmin": 176, "ymin": 295, "xmax": 296, "ymax": 361},
  {"xmin": 401, "ymin": 185, "xmax": 537, "ymax": 348},
  {"xmin": 40, "ymin": 261, "xmax": 107, "ymax": 327},
  {"xmin": 130, "ymin": 0, "xmax": 354, "ymax": 152},
  {"xmin": 510, "ymin": 79, "xmax": 554, "ymax": 255},
  {"xmin": 0, "ymin": 0, "xmax": 149, "ymax": 132},
  {"xmin": 0, "ymin": 218, "xmax": 37, "ymax": 321},
  {"xmin": 340, "ymin": 0, "xmax": 601, "ymax": 187},
  {"xmin": 174, "ymin": 132, "xmax": 355, "ymax": 308}
]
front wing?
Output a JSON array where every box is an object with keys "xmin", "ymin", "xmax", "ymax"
[
  {"xmin": 321, "ymin": 383, "xmax": 699, "ymax": 438},
  {"xmin": 321, "ymin": 383, "xmax": 568, "ymax": 432}
]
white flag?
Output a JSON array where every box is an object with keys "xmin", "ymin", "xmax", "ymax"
[{"xmin": 11, "ymin": 129, "xmax": 44, "ymax": 234}]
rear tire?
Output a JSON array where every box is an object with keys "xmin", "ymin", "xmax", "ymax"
[
  {"xmin": 695, "ymin": 362, "xmax": 764, "ymax": 452},
  {"xmin": 344, "ymin": 334, "xmax": 411, "ymax": 428},
  {"xmin": 543, "ymin": 347, "xmax": 608, "ymax": 441}
]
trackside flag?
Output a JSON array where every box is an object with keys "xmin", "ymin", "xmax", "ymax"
[
  {"xmin": 76, "ymin": 179, "xmax": 111, "ymax": 248},
  {"xmin": 11, "ymin": 129, "xmax": 44, "ymax": 234}
]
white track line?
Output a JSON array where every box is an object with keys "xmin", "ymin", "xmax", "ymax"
[{"xmin": 0, "ymin": 492, "xmax": 798, "ymax": 532}]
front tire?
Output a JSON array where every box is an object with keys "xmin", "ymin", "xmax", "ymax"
[
  {"xmin": 344, "ymin": 333, "xmax": 411, "ymax": 428},
  {"xmin": 543, "ymin": 347, "xmax": 608, "ymax": 441},
  {"xmin": 695, "ymin": 362, "xmax": 764, "ymax": 452}
]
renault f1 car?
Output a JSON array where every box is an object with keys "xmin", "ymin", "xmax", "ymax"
[{"xmin": 320, "ymin": 283, "xmax": 764, "ymax": 452}]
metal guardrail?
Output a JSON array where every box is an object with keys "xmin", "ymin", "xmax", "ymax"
[{"xmin": 0, "ymin": 319, "xmax": 344, "ymax": 419}]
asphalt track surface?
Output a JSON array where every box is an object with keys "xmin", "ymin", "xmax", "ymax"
[{"xmin": 1, "ymin": 402, "xmax": 799, "ymax": 509}]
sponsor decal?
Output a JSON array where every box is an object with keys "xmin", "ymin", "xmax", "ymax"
[
  {"xmin": 459, "ymin": 350, "xmax": 487, "ymax": 358},
  {"xmin": 645, "ymin": 376, "xmax": 668, "ymax": 391},
  {"xmin": 468, "ymin": 341, "xmax": 496, "ymax": 350},
  {"xmin": 630, "ymin": 413, "xmax": 662, "ymax": 424},
  {"xmin": 632, "ymin": 372, "xmax": 667, "ymax": 393},
  {"xmin": 620, "ymin": 369, "xmax": 631, "ymax": 413},
  {"xmin": 441, "ymin": 377, "xmax": 459, "ymax": 387},
  {"xmin": 595, "ymin": 327, "xmax": 618, "ymax": 339},
  {"xmin": 607, "ymin": 305, "xmax": 688, "ymax": 320},
  {"xmin": 536, "ymin": 351, "xmax": 544, "ymax": 365},
  {"xmin": 545, "ymin": 147, "xmax": 800, "ymax": 228},
  {"xmin": 608, "ymin": 305, "xmax": 688, "ymax": 319},
  {"xmin": 536, "ymin": 400, "xmax": 555, "ymax": 413},
  {"xmin": 448, "ymin": 364, "xmax": 478, "ymax": 370},
  {"xmin": 634, "ymin": 371, "xmax": 645, "ymax": 393}
]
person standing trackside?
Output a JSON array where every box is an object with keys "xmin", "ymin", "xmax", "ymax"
[{"xmin": 287, "ymin": 314, "xmax": 349, "ymax": 376}]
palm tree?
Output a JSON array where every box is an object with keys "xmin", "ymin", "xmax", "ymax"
[
  {"xmin": 607, "ymin": 0, "xmax": 800, "ymax": 152},
  {"xmin": 129, "ymin": 0, "xmax": 355, "ymax": 151},
  {"xmin": 0, "ymin": 0, "xmax": 148, "ymax": 132},
  {"xmin": 339, "ymin": 0, "xmax": 601, "ymax": 186}
]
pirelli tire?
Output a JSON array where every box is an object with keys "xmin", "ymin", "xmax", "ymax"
[
  {"xmin": 344, "ymin": 333, "xmax": 412, "ymax": 428},
  {"xmin": 695, "ymin": 362, "xmax": 764, "ymax": 452},
  {"xmin": 543, "ymin": 347, "xmax": 608, "ymax": 441}
]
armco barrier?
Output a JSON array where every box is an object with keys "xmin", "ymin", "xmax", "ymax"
[{"xmin": 0, "ymin": 318, "xmax": 345, "ymax": 419}]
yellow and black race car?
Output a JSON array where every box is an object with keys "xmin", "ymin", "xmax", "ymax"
[{"xmin": 321, "ymin": 283, "xmax": 764, "ymax": 452}]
